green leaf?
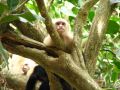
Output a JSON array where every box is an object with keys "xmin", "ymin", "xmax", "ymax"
[
  {"xmin": 88, "ymin": 10, "xmax": 95, "ymax": 21},
  {"xmin": 111, "ymin": 71, "xmax": 118, "ymax": 82},
  {"xmin": 111, "ymin": 16, "xmax": 120, "ymax": 22},
  {"xmin": 113, "ymin": 60, "xmax": 120, "ymax": 70},
  {"xmin": 66, "ymin": 0, "xmax": 78, "ymax": 5},
  {"xmin": 0, "ymin": 15, "xmax": 18, "ymax": 24},
  {"xmin": 72, "ymin": 7, "xmax": 79, "ymax": 15},
  {"xmin": 50, "ymin": 5, "xmax": 61, "ymax": 18},
  {"xmin": 19, "ymin": 11, "xmax": 36, "ymax": 22},
  {"xmin": 0, "ymin": 41, "xmax": 9, "ymax": 69},
  {"xmin": 0, "ymin": 11, "xmax": 37, "ymax": 24},
  {"xmin": 56, "ymin": 0, "xmax": 63, "ymax": 4},
  {"xmin": 69, "ymin": 16, "xmax": 75, "ymax": 22},
  {"xmin": 69, "ymin": 16, "xmax": 75, "ymax": 30},
  {"xmin": 0, "ymin": 3, "xmax": 8, "ymax": 16},
  {"xmin": 25, "ymin": 0, "xmax": 39, "ymax": 14},
  {"xmin": 107, "ymin": 20, "xmax": 120, "ymax": 34},
  {"xmin": 7, "ymin": 0, "xmax": 19, "ymax": 10}
]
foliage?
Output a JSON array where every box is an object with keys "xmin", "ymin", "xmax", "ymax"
[
  {"xmin": 0, "ymin": 0, "xmax": 120, "ymax": 89},
  {"xmin": 0, "ymin": 41, "xmax": 9, "ymax": 70},
  {"xmin": 96, "ymin": 6, "xmax": 120, "ymax": 89}
]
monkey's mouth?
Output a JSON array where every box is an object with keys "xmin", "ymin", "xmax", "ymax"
[{"xmin": 57, "ymin": 28, "xmax": 64, "ymax": 31}]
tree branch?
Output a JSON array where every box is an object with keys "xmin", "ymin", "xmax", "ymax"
[
  {"xmin": 0, "ymin": 24, "xmax": 58, "ymax": 57},
  {"xmin": 13, "ymin": 20, "xmax": 45, "ymax": 42},
  {"xmin": 72, "ymin": 0, "xmax": 98, "ymax": 69},
  {"xmin": 84, "ymin": 0, "xmax": 115, "ymax": 76},
  {"xmin": 51, "ymin": 53, "xmax": 102, "ymax": 90},
  {"xmin": 2, "ymin": 35, "xmax": 58, "ymax": 57},
  {"xmin": 2, "ymin": 42, "xmax": 56, "ymax": 66},
  {"xmin": 47, "ymin": 0, "xmax": 54, "ymax": 11},
  {"xmin": 35, "ymin": 0, "xmax": 64, "ymax": 49},
  {"xmin": 2, "ymin": 42, "xmax": 101, "ymax": 90},
  {"xmin": 74, "ymin": 0, "xmax": 98, "ymax": 43}
]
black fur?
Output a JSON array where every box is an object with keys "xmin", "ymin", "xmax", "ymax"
[
  {"xmin": 26, "ymin": 65, "xmax": 73, "ymax": 90},
  {"xmin": 26, "ymin": 65, "xmax": 50, "ymax": 90}
]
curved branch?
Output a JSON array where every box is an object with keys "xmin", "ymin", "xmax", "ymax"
[
  {"xmin": 84, "ymin": 0, "xmax": 115, "ymax": 75},
  {"xmin": 2, "ymin": 34, "xmax": 58, "ymax": 57},
  {"xmin": 0, "ymin": 24, "xmax": 58, "ymax": 57},
  {"xmin": 72, "ymin": 0, "xmax": 98, "ymax": 70},
  {"xmin": 52, "ymin": 53, "xmax": 102, "ymax": 90},
  {"xmin": 13, "ymin": 20, "xmax": 45, "ymax": 42},
  {"xmin": 35, "ymin": 0, "xmax": 64, "ymax": 49},
  {"xmin": 2, "ymin": 42, "xmax": 102, "ymax": 90},
  {"xmin": 74, "ymin": 0, "xmax": 98, "ymax": 42},
  {"xmin": 2, "ymin": 42, "xmax": 56, "ymax": 65}
]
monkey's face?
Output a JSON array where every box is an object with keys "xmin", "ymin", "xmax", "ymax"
[
  {"xmin": 22, "ymin": 64, "xmax": 30, "ymax": 75},
  {"xmin": 55, "ymin": 21, "xmax": 67, "ymax": 34}
]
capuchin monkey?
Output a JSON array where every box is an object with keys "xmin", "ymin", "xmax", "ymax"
[
  {"xmin": 26, "ymin": 65, "xmax": 73, "ymax": 90},
  {"xmin": 43, "ymin": 18, "xmax": 73, "ymax": 50},
  {"xmin": 26, "ymin": 19, "xmax": 74, "ymax": 90}
]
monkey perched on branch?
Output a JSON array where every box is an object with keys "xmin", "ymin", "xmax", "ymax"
[
  {"xmin": 26, "ymin": 18, "xmax": 74, "ymax": 90},
  {"xmin": 43, "ymin": 18, "xmax": 73, "ymax": 51}
]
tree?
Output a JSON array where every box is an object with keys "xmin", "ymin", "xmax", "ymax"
[{"xmin": 0, "ymin": 0, "xmax": 119, "ymax": 90}]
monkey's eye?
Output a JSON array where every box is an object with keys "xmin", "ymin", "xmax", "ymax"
[
  {"xmin": 61, "ymin": 22, "xmax": 65, "ymax": 25},
  {"xmin": 24, "ymin": 64, "xmax": 28, "ymax": 65},
  {"xmin": 56, "ymin": 22, "xmax": 66, "ymax": 26},
  {"xmin": 56, "ymin": 22, "xmax": 60, "ymax": 25}
]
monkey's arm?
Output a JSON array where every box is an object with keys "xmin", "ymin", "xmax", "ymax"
[{"xmin": 26, "ymin": 74, "xmax": 37, "ymax": 90}]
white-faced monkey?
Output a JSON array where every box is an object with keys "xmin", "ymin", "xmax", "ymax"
[{"xmin": 43, "ymin": 18, "xmax": 73, "ymax": 49}]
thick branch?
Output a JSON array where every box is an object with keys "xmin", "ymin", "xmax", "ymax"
[
  {"xmin": 84, "ymin": 0, "xmax": 114, "ymax": 75},
  {"xmin": 50, "ymin": 53, "xmax": 102, "ymax": 90},
  {"xmin": 74, "ymin": 0, "xmax": 98, "ymax": 42},
  {"xmin": 1, "ymin": 31, "xmax": 58, "ymax": 57},
  {"xmin": 47, "ymin": 72, "xmax": 63, "ymax": 90},
  {"xmin": 72, "ymin": 0, "xmax": 98, "ymax": 69},
  {"xmin": 35, "ymin": 0, "xmax": 64, "ymax": 49},
  {"xmin": 64, "ymin": 66, "xmax": 101, "ymax": 90},
  {"xmin": 2, "ymin": 42, "xmax": 56, "ymax": 66},
  {"xmin": 0, "ymin": 24, "xmax": 58, "ymax": 57},
  {"xmin": 13, "ymin": 20, "xmax": 45, "ymax": 42},
  {"xmin": 2, "ymin": 42, "xmax": 101, "ymax": 90}
]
